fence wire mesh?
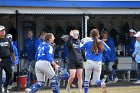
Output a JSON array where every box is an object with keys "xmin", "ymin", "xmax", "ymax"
[
  {"xmin": 0, "ymin": 14, "xmax": 140, "ymax": 90},
  {"xmin": 18, "ymin": 14, "xmax": 140, "ymax": 86}
]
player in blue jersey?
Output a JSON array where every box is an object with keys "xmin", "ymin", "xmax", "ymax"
[
  {"xmin": 25, "ymin": 33, "xmax": 60, "ymax": 93},
  {"xmin": 78, "ymin": 29, "xmax": 111, "ymax": 93},
  {"xmin": 101, "ymin": 31, "xmax": 117, "ymax": 83},
  {"xmin": 35, "ymin": 31, "xmax": 46, "ymax": 50}
]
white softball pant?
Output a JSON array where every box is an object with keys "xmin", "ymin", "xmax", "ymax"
[
  {"xmin": 35, "ymin": 60, "xmax": 55, "ymax": 82},
  {"xmin": 85, "ymin": 60, "xmax": 102, "ymax": 85}
]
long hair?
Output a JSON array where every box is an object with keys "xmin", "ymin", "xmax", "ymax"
[
  {"xmin": 45, "ymin": 33, "xmax": 52, "ymax": 42},
  {"xmin": 90, "ymin": 29, "xmax": 104, "ymax": 54},
  {"xmin": 39, "ymin": 31, "xmax": 46, "ymax": 40}
]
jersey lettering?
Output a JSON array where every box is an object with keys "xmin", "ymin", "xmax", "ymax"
[
  {"xmin": 48, "ymin": 45, "xmax": 53, "ymax": 54},
  {"xmin": 0, "ymin": 42, "xmax": 9, "ymax": 47},
  {"xmin": 37, "ymin": 46, "xmax": 45, "ymax": 57}
]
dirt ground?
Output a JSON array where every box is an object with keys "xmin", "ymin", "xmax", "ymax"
[{"xmin": 11, "ymin": 86, "xmax": 140, "ymax": 93}]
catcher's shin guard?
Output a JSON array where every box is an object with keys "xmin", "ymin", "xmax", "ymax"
[
  {"xmin": 84, "ymin": 81, "xmax": 89, "ymax": 93},
  {"xmin": 29, "ymin": 81, "xmax": 45, "ymax": 93},
  {"xmin": 51, "ymin": 75, "xmax": 60, "ymax": 93}
]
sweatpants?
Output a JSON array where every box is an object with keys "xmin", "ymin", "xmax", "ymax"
[{"xmin": 0, "ymin": 58, "xmax": 12, "ymax": 92}]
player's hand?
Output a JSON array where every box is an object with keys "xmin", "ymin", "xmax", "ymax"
[
  {"xmin": 132, "ymin": 54, "xmax": 135, "ymax": 58},
  {"xmin": 0, "ymin": 58, "xmax": 2, "ymax": 62},
  {"xmin": 54, "ymin": 64, "xmax": 60, "ymax": 70},
  {"xmin": 102, "ymin": 39, "xmax": 107, "ymax": 42},
  {"xmin": 70, "ymin": 30, "xmax": 74, "ymax": 37}
]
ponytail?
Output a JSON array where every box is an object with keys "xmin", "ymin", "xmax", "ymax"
[{"xmin": 90, "ymin": 29, "xmax": 104, "ymax": 54}]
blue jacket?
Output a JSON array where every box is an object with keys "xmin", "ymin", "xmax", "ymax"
[
  {"xmin": 79, "ymin": 39, "xmax": 111, "ymax": 62},
  {"xmin": 23, "ymin": 37, "xmax": 36, "ymax": 61},
  {"xmin": 35, "ymin": 42, "xmax": 54, "ymax": 63},
  {"xmin": 10, "ymin": 42, "xmax": 19, "ymax": 65},
  {"xmin": 133, "ymin": 41, "xmax": 140, "ymax": 63},
  {"xmin": 62, "ymin": 42, "xmax": 69, "ymax": 59},
  {"xmin": 103, "ymin": 37, "xmax": 116, "ymax": 62},
  {"xmin": 129, "ymin": 37, "xmax": 136, "ymax": 56}
]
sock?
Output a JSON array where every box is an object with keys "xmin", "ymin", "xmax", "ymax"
[
  {"xmin": 84, "ymin": 81, "xmax": 89, "ymax": 93},
  {"xmin": 51, "ymin": 76, "xmax": 60, "ymax": 93}
]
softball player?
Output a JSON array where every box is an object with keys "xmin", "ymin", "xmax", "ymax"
[
  {"xmin": 79, "ymin": 29, "xmax": 111, "ymax": 93},
  {"xmin": 35, "ymin": 31, "xmax": 46, "ymax": 50},
  {"xmin": 25, "ymin": 33, "xmax": 60, "ymax": 93},
  {"xmin": 101, "ymin": 31, "xmax": 117, "ymax": 83}
]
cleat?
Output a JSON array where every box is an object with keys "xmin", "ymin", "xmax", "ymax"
[
  {"xmin": 4, "ymin": 89, "xmax": 9, "ymax": 93},
  {"xmin": 71, "ymin": 84, "xmax": 76, "ymax": 88},
  {"xmin": 66, "ymin": 86, "xmax": 70, "ymax": 93},
  {"xmin": 2, "ymin": 87, "xmax": 4, "ymax": 93},
  {"xmin": 25, "ymin": 88, "xmax": 31, "ymax": 93},
  {"xmin": 101, "ymin": 82, "xmax": 107, "ymax": 93}
]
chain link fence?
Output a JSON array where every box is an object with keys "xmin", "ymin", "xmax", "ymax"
[
  {"xmin": 1, "ymin": 14, "xmax": 140, "ymax": 88},
  {"xmin": 17, "ymin": 14, "xmax": 140, "ymax": 86}
]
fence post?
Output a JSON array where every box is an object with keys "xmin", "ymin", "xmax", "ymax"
[{"xmin": 15, "ymin": 10, "xmax": 21, "ymax": 91}]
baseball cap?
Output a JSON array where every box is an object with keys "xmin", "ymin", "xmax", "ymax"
[
  {"xmin": 6, "ymin": 34, "xmax": 13, "ymax": 39},
  {"xmin": 134, "ymin": 31, "xmax": 140, "ymax": 37},
  {"xmin": 0, "ymin": 25, "xmax": 5, "ymax": 31},
  {"xmin": 61, "ymin": 35, "xmax": 69, "ymax": 38},
  {"xmin": 129, "ymin": 29, "xmax": 136, "ymax": 33}
]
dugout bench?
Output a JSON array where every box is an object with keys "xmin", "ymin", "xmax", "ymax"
[{"xmin": 117, "ymin": 57, "xmax": 137, "ymax": 81}]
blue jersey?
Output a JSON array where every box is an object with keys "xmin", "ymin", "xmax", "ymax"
[
  {"xmin": 103, "ymin": 37, "xmax": 116, "ymax": 62},
  {"xmin": 79, "ymin": 39, "xmax": 111, "ymax": 62},
  {"xmin": 13, "ymin": 41, "xmax": 17, "ymax": 47},
  {"xmin": 10, "ymin": 42, "xmax": 19, "ymax": 65},
  {"xmin": 23, "ymin": 37, "xmax": 36, "ymax": 61},
  {"xmin": 35, "ymin": 38, "xmax": 43, "ymax": 50},
  {"xmin": 35, "ymin": 42, "xmax": 54, "ymax": 63},
  {"xmin": 129, "ymin": 37, "xmax": 136, "ymax": 56},
  {"xmin": 133, "ymin": 41, "xmax": 140, "ymax": 63}
]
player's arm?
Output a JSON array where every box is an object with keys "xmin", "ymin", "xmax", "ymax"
[
  {"xmin": 78, "ymin": 41, "xmax": 88, "ymax": 50},
  {"xmin": 102, "ymin": 41, "xmax": 111, "ymax": 52},
  {"xmin": 0, "ymin": 58, "xmax": 2, "ymax": 62},
  {"xmin": 8, "ymin": 39, "xmax": 16, "ymax": 61},
  {"xmin": 11, "ymin": 53, "xmax": 16, "ymax": 62},
  {"xmin": 66, "ymin": 30, "xmax": 74, "ymax": 48},
  {"xmin": 13, "ymin": 45, "xmax": 19, "ymax": 65},
  {"xmin": 46, "ymin": 45, "xmax": 60, "ymax": 70},
  {"xmin": 51, "ymin": 61, "xmax": 59, "ymax": 70},
  {"xmin": 11, "ymin": 43, "xmax": 16, "ymax": 62}
]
